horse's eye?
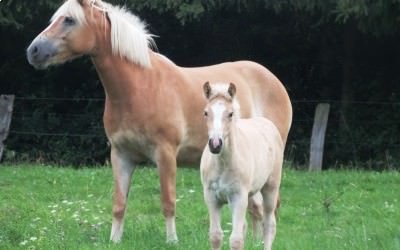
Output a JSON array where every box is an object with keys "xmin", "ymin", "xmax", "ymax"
[
  {"xmin": 204, "ymin": 111, "xmax": 208, "ymax": 117},
  {"xmin": 228, "ymin": 112, "xmax": 233, "ymax": 118},
  {"xmin": 64, "ymin": 16, "xmax": 76, "ymax": 26}
]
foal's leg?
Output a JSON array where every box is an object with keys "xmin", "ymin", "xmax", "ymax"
[
  {"xmin": 261, "ymin": 183, "xmax": 280, "ymax": 250},
  {"xmin": 155, "ymin": 145, "xmax": 178, "ymax": 243},
  {"xmin": 205, "ymin": 193, "xmax": 223, "ymax": 250},
  {"xmin": 248, "ymin": 192, "xmax": 263, "ymax": 240},
  {"xmin": 110, "ymin": 148, "xmax": 135, "ymax": 242},
  {"xmin": 229, "ymin": 192, "xmax": 248, "ymax": 250}
]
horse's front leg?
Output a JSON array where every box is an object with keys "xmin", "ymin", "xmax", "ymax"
[
  {"xmin": 229, "ymin": 191, "xmax": 248, "ymax": 250},
  {"xmin": 155, "ymin": 145, "xmax": 178, "ymax": 243},
  {"xmin": 110, "ymin": 148, "xmax": 135, "ymax": 242},
  {"xmin": 204, "ymin": 190, "xmax": 223, "ymax": 250}
]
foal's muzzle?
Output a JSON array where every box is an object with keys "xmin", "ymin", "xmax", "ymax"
[
  {"xmin": 27, "ymin": 36, "xmax": 57, "ymax": 69},
  {"xmin": 208, "ymin": 138, "xmax": 223, "ymax": 154}
]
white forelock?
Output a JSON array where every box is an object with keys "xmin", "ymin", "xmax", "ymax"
[
  {"xmin": 51, "ymin": 0, "xmax": 86, "ymax": 25},
  {"xmin": 209, "ymin": 82, "xmax": 241, "ymax": 116},
  {"xmin": 52, "ymin": 0, "xmax": 155, "ymax": 68}
]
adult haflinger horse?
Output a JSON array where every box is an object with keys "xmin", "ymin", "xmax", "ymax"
[
  {"xmin": 200, "ymin": 82, "xmax": 284, "ymax": 250},
  {"xmin": 26, "ymin": 0, "xmax": 292, "ymax": 243}
]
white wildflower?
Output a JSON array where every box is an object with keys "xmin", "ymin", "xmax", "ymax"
[{"xmin": 20, "ymin": 240, "xmax": 28, "ymax": 246}]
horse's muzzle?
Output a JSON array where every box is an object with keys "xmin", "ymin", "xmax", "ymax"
[
  {"xmin": 27, "ymin": 36, "xmax": 57, "ymax": 69},
  {"xmin": 208, "ymin": 138, "xmax": 223, "ymax": 154}
]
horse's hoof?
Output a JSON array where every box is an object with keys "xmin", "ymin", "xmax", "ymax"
[{"xmin": 166, "ymin": 235, "xmax": 179, "ymax": 244}]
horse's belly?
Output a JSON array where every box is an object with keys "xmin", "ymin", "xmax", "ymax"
[
  {"xmin": 109, "ymin": 130, "xmax": 154, "ymax": 162},
  {"xmin": 176, "ymin": 144, "xmax": 203, "ymax": 166}
]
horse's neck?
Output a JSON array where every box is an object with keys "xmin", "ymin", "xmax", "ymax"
[{"xmin": 91, "ymin": 51, "xmax": 157, "ymax": 103}]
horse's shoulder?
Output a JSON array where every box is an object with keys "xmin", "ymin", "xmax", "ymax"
[{"xmin": 237, "ymin": 117, "xmax": 283, "ymax": 145}]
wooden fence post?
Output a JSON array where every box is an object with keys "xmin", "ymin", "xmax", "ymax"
[
  {"xmin": 0, "ymin": 95, "xmax": 15, "ymax": 161},
  {"xmin": 309, "ymin": 103, "xmax": 330, "ymax": 171}
]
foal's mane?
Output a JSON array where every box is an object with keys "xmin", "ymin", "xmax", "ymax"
[
  {"xmin": 208, "ymin": 83, "xmax": 241, "ymax": 116},
  {"xmin": 52, "ymin": 0, "xmax": 155, "ymax": 68}
]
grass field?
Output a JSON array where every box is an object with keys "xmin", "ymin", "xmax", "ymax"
[{"xmin": 0, "ymin": 164, "xmax": 399, "ymax": 249}]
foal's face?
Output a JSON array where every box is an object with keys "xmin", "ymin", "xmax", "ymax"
[
  {"xmin": 204, "ymin": 97, "xmax": 235, "ymax": 154},
  {"xmin": 27, "ymin": 0, "xmax": 102, "ymax": 69}
]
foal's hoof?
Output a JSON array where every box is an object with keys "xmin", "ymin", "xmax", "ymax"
[{"xmin": 166, "ymin": 234, "xmax": 178, "ymax": 244}]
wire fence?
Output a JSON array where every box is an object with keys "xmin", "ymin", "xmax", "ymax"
[
  {"xmin": 8, "ymin": 96, "xmax": 400, "ymax": 143},
  {"xmin": 4, "ymin": 96, "xmax": 400, "ymax": 167}
]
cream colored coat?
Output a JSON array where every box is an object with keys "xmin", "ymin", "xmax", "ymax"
[{"xmin": 200, "ymin": 83, "xmax": 284, "ymax": 250}]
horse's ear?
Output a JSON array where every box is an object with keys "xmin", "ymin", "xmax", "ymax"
[
  {"xmin": 228, "ymin": 83, "xmax": 236, "ymax": 98},
  {"xmin": 203, "ymin": 81, "xmax": 212, "ymax": 99},
  {"xmin": 77, "ymin": 0, "xmax": 85, "ymax": 6}
]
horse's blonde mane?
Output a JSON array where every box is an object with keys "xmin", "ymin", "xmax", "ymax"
[{"xmin": 52, "ymin": 0, "xmax": 155, "ymax": 68}]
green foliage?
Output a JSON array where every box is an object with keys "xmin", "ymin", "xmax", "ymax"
[{"xmin": 0, "ymin": 0, "xmax": 61, "ymax": 29}]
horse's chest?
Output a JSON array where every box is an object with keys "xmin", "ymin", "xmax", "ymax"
[
  {"xmin": 208, "ymin": 174, "xmax": 241, "ymax": 202},
  {"xmin": 109, "ymin": 130, "xmax": 155, "ymax": 160}
]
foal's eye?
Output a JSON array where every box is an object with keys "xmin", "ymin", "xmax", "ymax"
[
  {"xmin": 204, "ymin": 111, "xmax": 208, "ymax": 117},
  {"xmin": 228, "ymin": 112, "xmax": 234, "ymax": 118},
  {"xmin": 64, "ymin": 16, "xmax": 76, "ymax": 26}
]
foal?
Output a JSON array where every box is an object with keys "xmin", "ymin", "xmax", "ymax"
[{"xmin": 200, "ymin": 82, "xmax": 284, "ymax": 250}]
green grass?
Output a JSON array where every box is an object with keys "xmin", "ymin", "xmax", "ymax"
[{"xmin": 0, "ymin": 164, "xmax": 399, "ymax": 249}]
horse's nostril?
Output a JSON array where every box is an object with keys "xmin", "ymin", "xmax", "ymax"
[
  {"xmin": 30, "ymin": 46, "xmax": 39, "ymax": 55},
  {"xmin": 208, "ymin": 138, "xmax": 223, "ymax": 154}
]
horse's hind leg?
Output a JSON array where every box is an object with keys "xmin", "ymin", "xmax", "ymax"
[
  {"xmin": 248, "ymin": 192, "xmax": 263, "ymax": 240},
  {"xmin": 261, "ymin": 182, "xmax": 280, "ymax": 250},
  {"xmin": 110, "ymin": 148, "xmax": 135, "ymax": 242},
  {"xmin": 155, "ymin": 145, "xmax": 178, "ymax": 243}
]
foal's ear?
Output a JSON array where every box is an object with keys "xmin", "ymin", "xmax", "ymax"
[
  {"xmin": 77, "ymin": 0, "xmax": 85, "ymax": 6},
  {"xmin": 203, "ymin": 81, "xmax": 212, "ymax": 99},
  {"xmin": 228, "ymin": 83, "xmax": 236, "ymax": 98}
]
